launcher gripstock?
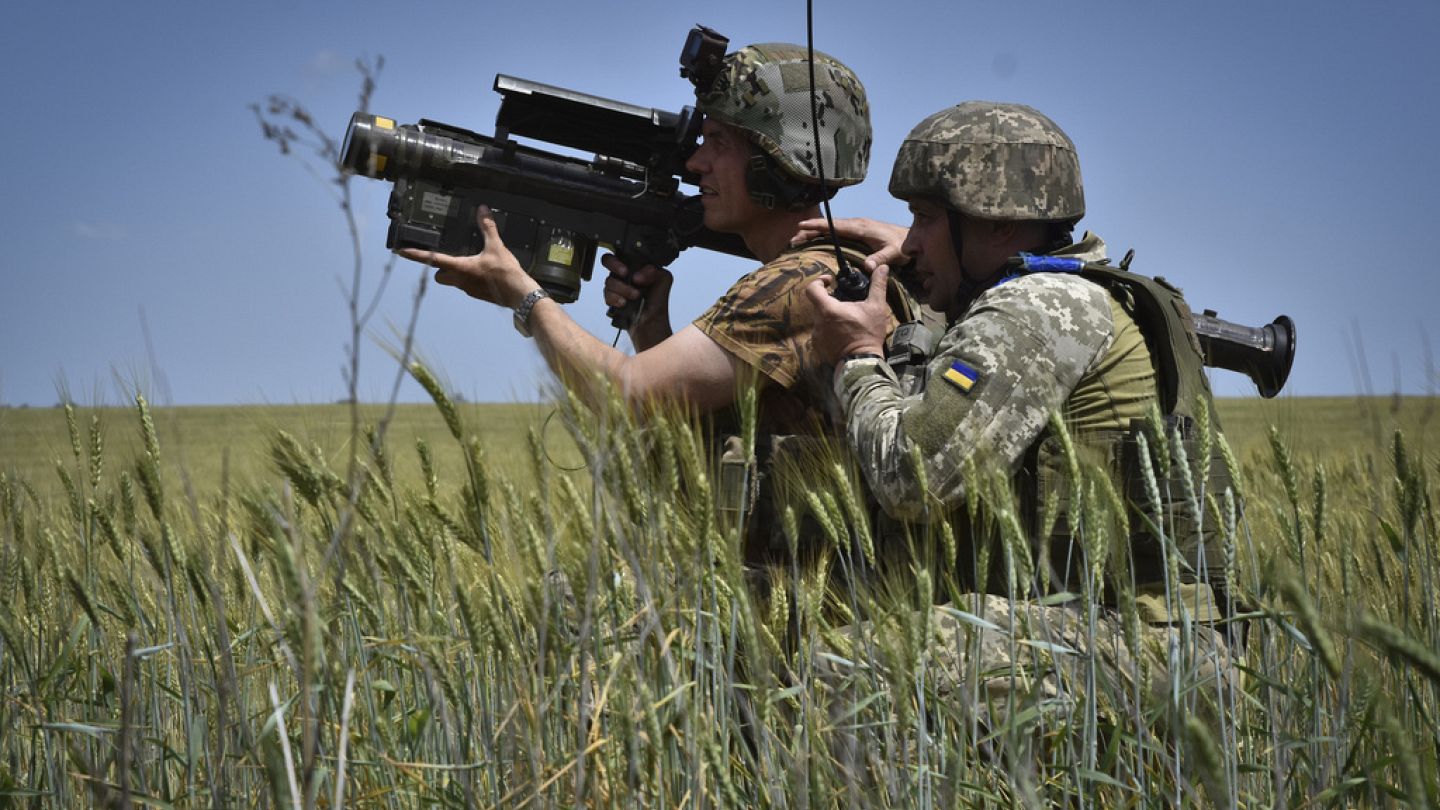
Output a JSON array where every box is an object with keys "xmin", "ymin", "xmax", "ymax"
[{"xmin": 339, "ymin": 27, "xmax": 746, "ymax": 329}]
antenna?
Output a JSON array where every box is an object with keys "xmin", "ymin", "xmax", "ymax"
[{"xmin": 807, "ymin": 0, "xmax": 869, "ymax": 302}]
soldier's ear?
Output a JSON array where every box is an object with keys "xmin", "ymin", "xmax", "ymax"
[
  {"xmin": 987, "ymin": 219, "xmax": 1040, "ymax": 249},
  {"xmin": 983, "ymin": 219, "xmax": 1017, "ymax": 244}
]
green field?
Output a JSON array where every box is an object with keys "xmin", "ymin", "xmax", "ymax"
[
  {"xmin": 0, "ymin": 402, "xmax": 582, "ymax": 504},
  {"xmin": 5, "ymin": 395, "xmax": 1435, "ymax": 500},
  {"xmin": 0, "ymin": 390, "xmax": 1436, "ymax": 807}
]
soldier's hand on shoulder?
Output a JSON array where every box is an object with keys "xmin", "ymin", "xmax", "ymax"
[{"xmin": 792, "ymin": 217, "xmax": 911, "ymax": 272}]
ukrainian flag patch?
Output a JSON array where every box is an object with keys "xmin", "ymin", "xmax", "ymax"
[{"xmin": 943, "ymin": 360, "xmax": 980, "ymax": 394}]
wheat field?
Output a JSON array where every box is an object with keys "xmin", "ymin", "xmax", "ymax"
[{"xmin": 0, "ymin": 384, "xmax": 1436, "ymax": 807}]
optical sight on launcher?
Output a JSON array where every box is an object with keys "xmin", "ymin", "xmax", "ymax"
[{"xmin": 340, "ymin": 25, "xmax": 746, "ymax": 329}]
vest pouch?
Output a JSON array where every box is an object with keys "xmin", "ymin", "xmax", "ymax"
[
  {"xmin": 741, "ymin": 434, "xmax": 839, "ymax": 565},
  {"xmin": 718, "ymin": 435, "xmax": 756, "ymax": 530},
  {"xmin": 1121, "ymin": 416, "xmax": 1229, "ymax": 622},
  {"xmin": 1028, "ymin": 429, "xmax": 1127, "ymax": 594}
]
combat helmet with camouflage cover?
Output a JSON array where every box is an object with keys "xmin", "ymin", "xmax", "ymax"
[
  {"xmin": 889, "ymin": 101, "xmax": 1083, "ymax": 222},
  {"xmin": 696, "ymin": 43, "xmax": 871, "ymax": 191}
]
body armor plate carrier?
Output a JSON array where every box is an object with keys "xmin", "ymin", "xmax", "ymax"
[{"xmin": 1022, "ymin": 259, "xmax": 1237, "ymax": 622}]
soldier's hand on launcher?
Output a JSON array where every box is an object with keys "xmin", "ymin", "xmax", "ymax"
[
  {"xmin": 601, "ymin": 256, "xmax": 673, "ymax": 321},
  {"xmin": 792, "ymin": 217, "xmax": 911, "ymax": 272},
  {"xmin": 804, "ymin": 265, "xmax": 891, "ymax": 365},
  {"xmin": 601, "ymin": 255, "xmax": 675, "ymax": 347},
  {"xmin": 399, "ymin": 205, "xmax": 539, "ymax": 309}
]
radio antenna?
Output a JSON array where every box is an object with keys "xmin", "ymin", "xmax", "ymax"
[{"xmin": 807, "ymin": 0, "xmax": 868, "ymax": 301}]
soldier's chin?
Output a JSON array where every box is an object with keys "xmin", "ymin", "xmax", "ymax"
[
  {"xmin": 702, "ymin": 210, "xmax": 742, "ymax": 235},
  {"xmin": 699, "ymin": 204, "xmax": 723, "ymax": 229}
]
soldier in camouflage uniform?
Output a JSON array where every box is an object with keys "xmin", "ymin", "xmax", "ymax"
[
  {"xmin": 809, "ymin": 101, "xmax": 1170, "ymax": 567},
  {"xmin": 599, "ymin": 42, "xmax": 883, "ymax": 438},
  {"xmin": 408, "ymin": 41, "xmax": 902, "ymax": 564},
  {"xmin": 406, "ymin": 42, "xmax": 874, "ymax": 430},
  {"xmin": 805, "ymin": 102, "xmax": 1237, "ymax": 734}
]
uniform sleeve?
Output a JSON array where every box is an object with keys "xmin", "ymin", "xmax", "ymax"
[
  {"xmin": 693, "ymin": 255, "xmax": 832, "ymax": 390},
  {"xmin": 836, "ymin": 274, "xmax": 1117, "ymax": 520}
]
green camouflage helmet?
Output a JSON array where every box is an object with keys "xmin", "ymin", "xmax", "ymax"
[
  {"xmin": 889, "ymin": 101, "xmax": 1084, "ymax": 222},
  {"xmin": 696, "ymin": 43, "xmax": 871, "ymax": 186}
]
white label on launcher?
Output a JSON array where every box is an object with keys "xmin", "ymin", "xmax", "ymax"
[{"xmin": 421, "ymin": 192, "xmax": 452, "ymax": 216}]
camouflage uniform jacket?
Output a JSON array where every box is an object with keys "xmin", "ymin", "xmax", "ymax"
[{"xmin": 834, "ymin": 233, "xmax": 1154, "ymax": 520}]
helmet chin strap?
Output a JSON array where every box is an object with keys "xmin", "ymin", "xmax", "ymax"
[{"xmin": 947, "ymin": 210, "xmax": 1008, "ymax": 311}]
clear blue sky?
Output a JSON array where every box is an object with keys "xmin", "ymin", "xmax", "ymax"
[{"xmin": 3, "ymin": 0, "xmax": 1437, "ymax": 407}]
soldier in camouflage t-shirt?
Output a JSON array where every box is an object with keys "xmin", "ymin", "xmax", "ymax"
[
  {"xmin": 410, "ymin": 39, "xmax": 905, "ymax": 572},
  {"xmin": 592, "ymin": 41, "xmax": 887, "ymax": 436},
  {"xmin": 408, "ymin": 39, "xmax": 880, "ymax": 435},
  {"xmin": 691, "ymin": 240, "xmax": 902, "ymax": 435}
]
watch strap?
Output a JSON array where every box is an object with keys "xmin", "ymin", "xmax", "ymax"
[{"xmin": 513, "ymin": 288, "xmax": 551, "ymax": 337}]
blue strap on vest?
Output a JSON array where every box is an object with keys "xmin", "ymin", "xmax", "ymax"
[{"xmin": 1012, "ymin": 253, "xmax": 1085, "ymax": 274}]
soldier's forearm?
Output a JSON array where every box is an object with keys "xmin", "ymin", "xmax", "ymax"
[{"xmin": 530, "ymin": 298, "xmax": 633, "ymax": 406}]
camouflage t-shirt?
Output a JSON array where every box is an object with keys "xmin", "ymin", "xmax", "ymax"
[
  {"xmin": 834, "ymin": 251, "xmax": 1130, "ymax": 520},
  {"xmin": 694, "ymin": 242, "xmax": 856, "ymax": 435}
]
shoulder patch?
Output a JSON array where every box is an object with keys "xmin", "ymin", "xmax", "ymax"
[{"xmin": 942, "ymin": 359, "xmax": 981, "ymax": 394}]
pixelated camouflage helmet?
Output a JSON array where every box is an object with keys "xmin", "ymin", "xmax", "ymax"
[
  {"xmin": 889, "ymin": 101, "xmax": 1084, "ymax": 222},
  {"xmin": 696, "ymin": 43, "xmax": 871, "ymax": 187}
]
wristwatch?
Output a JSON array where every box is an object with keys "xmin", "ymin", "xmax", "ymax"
[{"xmin": 513, "ymin": 288, "xmax": 551, "ymax": 338}]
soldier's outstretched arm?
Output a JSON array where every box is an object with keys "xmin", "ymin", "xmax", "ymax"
[
  {"xmin": 528, "ymin": 304, "xmax": 743, "ymax": 413},
  {"xmin": 405, "ymin": 205, "xmax": 743, "ymax": 414}
]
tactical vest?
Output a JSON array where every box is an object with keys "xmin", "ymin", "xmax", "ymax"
[{"xmin": 1019, "ymin": 259, "xmax": 1236, "ymax": 622}]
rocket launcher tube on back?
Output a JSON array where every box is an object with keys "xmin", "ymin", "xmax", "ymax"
[{"xmin": 1007, "ymin": 252, "xmax": 1296, "ymax": 397}]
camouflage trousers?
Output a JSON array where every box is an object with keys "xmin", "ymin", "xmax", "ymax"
[{"xmin": 814, "ymin": 593, "xmax": 1240, "ymax": 745}]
